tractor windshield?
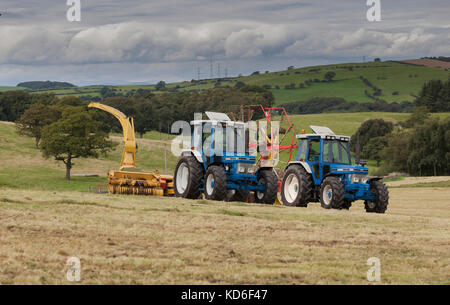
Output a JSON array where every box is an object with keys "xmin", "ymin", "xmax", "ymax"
[
  {"xmin": 323, "ymin": 139, "xmax": 353, "ymax": 165},
  {"xmin": 207, "ymin": 124, "xmax": 247, "ymax": 155}
]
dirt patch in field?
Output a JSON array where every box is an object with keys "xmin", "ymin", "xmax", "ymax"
[
  {"xmin": 385, "ymin": 176, "xmax": 450, "ymax": 187},
  {"xmin": 401, "ymin": 59, "xmax": 450, "ymax": 70}
]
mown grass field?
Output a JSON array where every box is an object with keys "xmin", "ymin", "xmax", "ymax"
[
  {"xmin": 1, "ymin": 185, "xmax": 449, "ymax": 284},
  {"xmin": 29, "ymin": 61, "xmax": 450, "ymax": 105},
  {"xmin": 1, "ymin": 114, "xmax": 449, "ymax": 284}
]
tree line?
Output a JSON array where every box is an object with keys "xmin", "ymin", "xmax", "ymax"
[
  {"xmin": 351, "ymin": 109, "xmax": 450, "ymax": 176},
  {"xmin": 9, "ymin": 86, "xmax": 274, "ymax": 179},
  {"xmin": 282, "ymin": 97, "xmax": 413, "ymax": 114}
]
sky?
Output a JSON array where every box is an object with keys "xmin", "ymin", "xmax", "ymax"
[{"xmin": 0, "ymin": 0, "xmax": 449, "ymax": 86}]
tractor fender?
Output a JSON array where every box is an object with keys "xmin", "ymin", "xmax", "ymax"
[
  {"xmin": 286, "ymin": 161, "xmax": 312, "ymax": 174},
  {"xmin": 367, "ymin": 176, "xmax": 383, "ymax": 183},
  {"xmin": 181, "ymin": 150, "xmax": 203, "ymax": 164}
]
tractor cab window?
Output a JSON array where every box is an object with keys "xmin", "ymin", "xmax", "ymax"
[
  {"xmin": 307, "ymin": 138, "xmax": 321, "ymax": 162},
  {"xmin": 297, "ymin": 139, "xmax": 308, "ymax": 161},
  {"xmin": 323, "ymin": 139, "xmax": 352, "ymax": 164}
]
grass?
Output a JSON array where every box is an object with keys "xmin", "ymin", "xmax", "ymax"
[
  {"xmin": 1, "ymin": 115, "xmax": 450, "ymax": 284},
  {"xmin": 21, "ymin": 61, "xmax": 450, "ymax": 105},
  {"xmin": 0, "ymin": 122, "xmax": 177, "ymax": 192},
  {"xmin": 0, "ymin": 186, "xmax": 448, "ymax": 284},
  {"xmin": 0, "ymin": 86, "xmax": 28, "ymax": 92}
]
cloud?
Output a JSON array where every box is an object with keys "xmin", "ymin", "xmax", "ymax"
[
  {"xmin": 0, "ymin": 0, "xmax": 448, "ymax": 85},
  {"xmin": 1, "ymin": 21, "xmax": 447, "ymax": 67}
]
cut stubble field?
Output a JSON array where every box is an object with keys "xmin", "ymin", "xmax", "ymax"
[{"xmin": 0, "ymin": 186, "xmax": 449, "ymax": 284}]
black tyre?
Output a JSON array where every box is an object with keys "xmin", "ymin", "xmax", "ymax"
[
  {"xmin": 226, "ymin": 189, "xmax": 250, "ymax": 202},
  {"xmin": 204, "ymin": 166, "xmax": 227, "ymax": 201},
  {"xmin": 342, "ymin": 199, "xmax": 352, "ymax": 210},
  {"xmin": 320, "ymin": 176, "xmax": 345, "ymax": 209},
  {"xmin": 174, "ymin": 156, "xmax": 204, "ymax": 199},
  {"xmin": 281, "ymin": 165, "xmax": 313, "ymax": 207},
  {"xmin": 364, "ymin": 181, "xmax": 389, "ymax": 213},
  {"xmin": 254, "ymin": 170, "xmax": 278, "ymax": 204}
]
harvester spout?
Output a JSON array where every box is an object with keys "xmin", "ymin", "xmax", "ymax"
[{"xmin": 88, "ymin": 102, "xmax": 136, "ymax": 170}]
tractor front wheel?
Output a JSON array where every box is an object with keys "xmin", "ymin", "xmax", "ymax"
[
  {"xmin": 281, "ymin": 165, "xmax": 313, "ymax": 207},
  {"xmin": 254, "ymin": 170, "xmax": 278, "ymax": 204},
  {"xmin": 204, "ymin": 166, "xmax": 227, "ymax": 201},
  {"xmin": 320, "ymin": 176, "xmax": 345, "ymax": 209},
  {"xmin": 174, "ymin": 156, "xmax": 203, "ymax": 199},
  {"xmin": 364, "ymin": 181, "xmax": 389, "ymax": 213}
]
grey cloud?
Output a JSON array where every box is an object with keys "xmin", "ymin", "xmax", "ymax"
[{"xmin": 0, "ymin": 0, "xmax": 448, "ymax": 85}]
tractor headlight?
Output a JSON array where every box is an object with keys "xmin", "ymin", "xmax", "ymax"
[
  {"xmin": 352, "ymin": 174, "xmax": 368, "ymax": 184},
  {"xmin": 237, "ymin": 163, "xmax": 255, "ymax": 174}
]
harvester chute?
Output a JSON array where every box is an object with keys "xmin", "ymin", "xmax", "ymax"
[{"xmin": 88, "ymin": 102, "xmax": 174, "ymax": 196}]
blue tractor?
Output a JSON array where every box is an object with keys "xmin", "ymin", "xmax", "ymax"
[
  {"xmin": 173, "ymin": 112, "xmax": 278, "ymax": 203},
  {"xmin": 281, "ymin": 126, "xmax": 389, "ymax": 213}
]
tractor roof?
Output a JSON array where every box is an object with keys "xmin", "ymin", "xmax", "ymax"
[{"xmin": 296, "ymin": 125, "xmax": 350, "ymax": 141}]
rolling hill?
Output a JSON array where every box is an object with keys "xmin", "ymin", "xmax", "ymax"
[{"xmin": 23, "ymin": 60, "xmax": 449, "ymax": 105}]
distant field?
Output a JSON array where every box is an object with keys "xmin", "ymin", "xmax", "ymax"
[
  {"xmin": 0, "ymin": 86, "xmax": 27, "ymax": 92},
  {"xmin": 402, "ymin": 59, "xmax": 450, "ymax": 70},
  {"xmin": 13, "ymin": 60, "xmax": 448, "ymax": 105}
]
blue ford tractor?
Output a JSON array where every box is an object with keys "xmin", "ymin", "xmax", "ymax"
[
  {"xmin": 281, "ymin": 126, "xmax": 389, "ymax": 213},
  {"xmin": 174, "ymin": 112, "xmax": 278, "ymax": 203}
]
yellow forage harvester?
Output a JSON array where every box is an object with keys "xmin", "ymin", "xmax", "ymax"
[{"xmin": 88, "ymin": 102, "xmax": 174, "ymax": 196}]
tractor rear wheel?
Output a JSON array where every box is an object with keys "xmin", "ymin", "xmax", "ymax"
[
  {"xmin": 255, "ymin": 170, "xmax": 278, "ymax": 204},
  {"xmin": 320, "ymin": 176, "xmax": 345, "ymax": 209},
  {"xmin": 204, "ymin": 166, "xmax": 227, "ymax": 201},
  {"xmin": 281, "ymin": 165, "xmax": 313, "ymax": 207},
  {"xmin": 174, "ymin": 156, "xmax": 203, "ymax": 199},
  {"xmin": 364, "ymin": 181, "xmax": 389, "ymax": 213}
]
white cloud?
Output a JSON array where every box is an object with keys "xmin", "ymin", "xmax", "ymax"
[{"xmin": 2, "ymin": 21, "xmax": 447, "ymax": 66}]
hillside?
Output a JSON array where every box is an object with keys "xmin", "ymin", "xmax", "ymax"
[{"xmin": 16, "ymin": 60, "xmax": 450, "ymax": 105}]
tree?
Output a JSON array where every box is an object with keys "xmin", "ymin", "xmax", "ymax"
[
  {"xmin": 402, "ymin": 106, "xmax": 430, "ymax": 128},
  {"xmin": 155, "ymin": 81, "xmax": 166, "ymax": 91},
  {"xmin": 378, "ymin": 131, "xmax": 411, "ymax": 174},
  {"xmin": 361, "ymin": 136, "xmax": 388, "ymax": 166},
  {"xmin": 415, "ymin": 79, "xmax": 450, "ymax": 112},
  {"xmin": 40, "ymin": 109, "xmax": 116, "ymax": 180},
  {"xmin": 234, "ymin": 81, "xmax": 245, "ymax": 89},
  {"xmin": 350, "ymin": 119, "xmax": 394, "ymax": 153},
  {"xmin": 16, "ymin": 104, "xmax": 61, "ymax": 148},
  {"xmin": 324, "ymin": 71, "xmax": 336, "ymax": 82}
]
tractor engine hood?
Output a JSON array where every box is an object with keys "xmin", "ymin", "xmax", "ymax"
[{"xmin": 330, "ymin": 164, "xmax": 369, "ymax": 175}]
